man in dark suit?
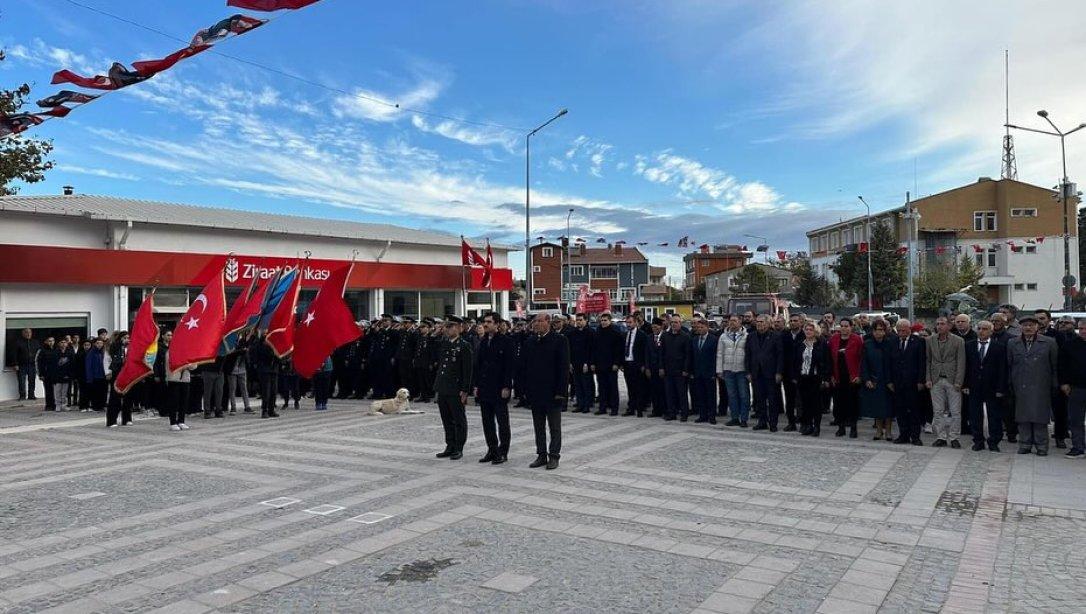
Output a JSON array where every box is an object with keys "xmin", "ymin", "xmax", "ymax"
[
  {"xmin": 591, "ymin": 313, "xmax": 624, "ymax": 416},
  {"xmin": 621, "ymin": 314, "xmax": 649, "ymax": 416},
  {"xmin": 690, "ymin": 318, "xmax": 718, "ymax": 424},
  {"xmin": 890, "ymin": 318, "xmax": 927, "ymax": 445},
  {"xmin": 523, "ymin": 314, "xmax": 570, "ymax": 470},
  {"xmin": 660, "ymin": 314, "xmax": 692, "ymax": 421},
  {"xmin": 644, "ymin": 317, "xmax": 667, "ymax": 417},
  {"xmin": 474, "ymin": 313, "xmax": 514, "ymax": 464},
  {"xmin": 963, "ymin": 320, "xmax": 1007, "ymax": 452},
  {"xmin": 567, "ymin": 313, "xmax": 595, "ymax": 414},
  {"xmin": 433, "ymin": 317, "xmax": 473, "ymax": 461},
  {"xmin": 745, "ymin": 315, "xmax": 783, "ymax": 431},
  {"xmin": 779, "ymin": 314, "xmax": 804, "ymax": 431}
]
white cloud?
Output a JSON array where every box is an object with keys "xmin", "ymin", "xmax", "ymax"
[
  {"xmin": 56, "ymin": 165, "xmax": 139, "ymax": 181},
  {"xmin": 332, "ymin": 79, "xmax": 442, "ymax": 122},
  {"xmin": 410, "ymin": 115, "xmax": 517, "ymax": 152},
  {"xmin": 4, "ymin": 39, "xmax": 98, "ymax": 75},
  {"xmin": 561, "ymin": 135, "xmax": 613, "ymax": 177}
]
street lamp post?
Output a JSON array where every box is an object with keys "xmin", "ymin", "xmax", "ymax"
[
  {"xmin": 857, "ymin": 196, "xmax": 874, "ymax": 310},
  {"xmin": 744, "ymin": 234, "xmax": 769, "ymax": 263},
  {"xmin": 525, "ymin": 108, "xmax": 569, "ymax": 311},
  {"xmin": 565, "ymin": 207, "xmax": 574, "ymax": 311},
  {"xmin": 1006, "ymin": 111, "xmax": 1085, "ymax": 309}
]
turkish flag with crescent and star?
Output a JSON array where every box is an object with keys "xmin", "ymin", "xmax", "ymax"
[
  {"xmin": 264, "ymin": 265, "xmax": 302, "ymax": 358},
  {"xmin": 292, "ymin": 264, "xmax": 362, "ymax": 379},
  {"xmin": 168, "ymin": 269, "xmax": 227, "ymax": 373}
]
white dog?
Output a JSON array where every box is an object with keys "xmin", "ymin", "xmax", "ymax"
[{"xmin": 370, "ymin": 388, "xmax": 424, "ymax": 415}]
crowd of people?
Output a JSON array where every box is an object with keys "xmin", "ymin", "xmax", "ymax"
[{"xmin": 7, "ymin": 302, "xmax": 1086, "ymax": 465}]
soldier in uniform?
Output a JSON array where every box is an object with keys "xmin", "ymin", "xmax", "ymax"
[
  {"xmin": 512, "ymin": 318, "xmax": 530, "ymax": 407},
  {"xmin": 433, "ymin": 316, "xmax": 473, "ymax": 460},
  {"xmin": 474, "ymin": 312, "xmax": 514, "ymax": 464},
  {"xmin": 367, "ymin": 314, "xmax": 395, "ymax": 399},
  {"xmin": 412, "ymin": 318, "xmax": 436, "ymax": 402},
  {"xmin": 394, "ymin": 316, "xmax": 418, "ymax": 398}
]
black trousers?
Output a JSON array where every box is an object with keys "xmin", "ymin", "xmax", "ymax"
[
  {"xmin": 623, "ymin": 364, "xmax": 646, "ymax": 414},
  {"xmin": 691, "ymin": 376, "xmax": 717, "ymax": 421},
  {"xmin": 833, "ymin": 382, "xmax": 859, "ymax": 426},
  {"xmin": 664, "ymin": 374, "xmax": 689, "ymax": 419},
  {"xmin": 313, "ymin": 371, "xmax": 332, "ymax": 406},
  {"xmin": 1052, "ymin": 390, "xmax": 1069, "ymax": 441},
  {"xmin": 168, "ymin": 381, "xmax": 189, "ymax": 425},
  {"xmin": 106, "ymin": 390, "xmax": 132, "ymax": 426},
  {"xmin": 397, "ymin": 360, "xmax": 415, "ymax": 396},
  {"xmin": 782, "ymin": 378, "xmax": 798, "ymax": 425},
  {"xmin": 572, "ymin": 366, "xmax": 593, "ymax": 411},
  {"xmin": 479, "ymin": 399, "xmax": 510, "ymax": 456},
  {"xmin": 87, "ymin": 379, "xmax": 107, "ymax": 410},
  {"xmin": 798, "ymin": 376, "xmax": 822, "ymax": 431},
  {"xmin": 70, "ymin": 377, "xmax": 81, "ymax": 407},
  {"xmin": 969, "ymin": 394, "xmax": 1004, "ymax": 446},
  {"xmin": 43, "ymin": 377, "xmax": 56, "ymax": 410},
  {"xmin": 413, "ymin": 366, "xmax": 433, "ymax": 400},
  {"xmin": 531, "ymin": 402, "xmax": 561, "ymax": 458},
  {"xmin": 649, "ymin": 371, "xmax": 666, "ymax": 416},
  {"xmin": 717, "ymin": 376, "xmax": 729, "ymax": 416},
  {"xmin": 596, "ymin": 368, "xmax": 619, "ymax": 412},
  {"xmin": 894, "ymin": 386, "xmax": 921, "ymax": 441},
  {"xmin": 259, "ymin": 372, "xmax": 278, "ymax": 412},
  {"xmin": 437, "ymin": 393, "xmax": 468, "ymax": 453},
  {"xmin": 752, "ymin": 374, "xmax": 782, "ymax": 427},
  {"xmin": 1003, "ymin": 395, "xmax": 1019, "ymax": 440}
]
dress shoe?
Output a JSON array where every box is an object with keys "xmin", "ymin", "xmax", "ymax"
[
  {"xmin": 623, "ymin": 411, "xmax": 635, "ymax": 417},
  {"xmin": 203, "ymin": 412, "xmax": 212, "ymax": 419},
  {"xmin": 800, "ymin": 426, "xmax": 813, "ymax": 436},
  {"xmin": 435, "ymin": 449, "xmax": 453, "ymax": 458},
  {"xmin": 708, "ymin": 418, "xmax": 717, "ymax": 425},
  {"xmin": 849, "ymin": 426, "xmax": 858, "ymax": 439},
  {"xmin": 449, "ymin": 451, "xmax": 463, "ymax": 460},
  {"xmin": 479, "ymin": 452, "xmax": 496, "ymax": 463},
  {"xmin": 893, "ymin": 436, "xmax": 909, "ymax": 444},
  {"xmin": 679, "ymin": 416, "xmax": 688, "ymax": 422},
  {"xmin": 244, "ymin": 408, "xmax": 254, "ymax": 413},
  {"xmin": 950, "ymin": 440, "xmax": 961, "ymax": 449},
  {"xmin": 752, "ymin": 423, "xmax": 767, "ymax": 431},
  {"xmin": 1056, "ymin": 439, "xmax": 1067, "ymax": 449},
  {"xmin": 529, "ymin": 454, "xmax": 548, "ymax": 468},
  {"xmin": 694, "ymin": 418, "xmax": 708, "ymax": 423},
  {"xmin": 933, "ymin": 439, "xmax": 947, "ymax": 447},
  {"xmin": 1036, "ymin": 450, "xmax": 1048, "ymax": 457},
  {"xmin": 835, "ymin": 426, "xmax": 846, "ymax": 437},
  {"xmin": 268, "ymin": 410, "xmax": 279, "ymax": 418},
  {"xmin": 769, "ymin": 425, "xmax": 778, "ymax": 433},
  {"xmin": 1017, "ymin": 448, "xmax": 1031, "ymax": 454},
  {"xmin": 491, "ymin": 456, "xmax": 507, "ymax": 465},
  {"xmin": 214, "ymin": 412, "xmax": 224, "ymax": 419},
  {"xmin": 911, "ymin": 439, "xmax": 923, "ymax": 446},
  {"xmin": 971, "ymin": 443, "xmax": 985, "ymax": 451},
  {"xmin": 260, "ymin": 411, "xmax": 269, "ymax": 419},
  {"xmin": 594, "ymin": 410, "xmax": 608, "ymax": 416},
  {"xmin": 739, "ymin": 421, "xmax": 748, "ymax": 428},
  {"xmin": 610, "ymin": 411, "xmax": 619, "ymax": 416},
  {"xmin": 725, "ymin": 419, "xmax": 740, "ymax": 426},
  {"xmin": 783, "ymin": 424, "xmax": 797, "ymax": 432},
  {"xmin": 545, "ymin": 457, "xmax": 559, "ymax": 470},
  {"xmin": 988, "ymin": 444, "xmax": 1000, "ymax": 452},
  {"xmin": 811, "ymin": 429, "xmax": 820, "ymax": 437},
  {"xmin": 664, "ymin": 416, "xmax": 676, "ymax": 421},
  {"xmin": 873, "ymin": 434, "xmax": 882, "ymax": 441}
]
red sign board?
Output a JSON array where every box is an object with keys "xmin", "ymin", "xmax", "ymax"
[{"xmin": 575, "ymin": 285, "xmax": 612, "ymax": 314}]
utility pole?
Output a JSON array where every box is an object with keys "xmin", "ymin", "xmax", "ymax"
[
  {"xmin": 904, "ymin": 192, "xmax": 918, "ymax": 322},
  {"xmin": 857, "ymin": 197, "xmax": 874, "ymax": 310},
  {"xmin": 524, "ymin": 108, "xmax": 568, "ymax": 312}
]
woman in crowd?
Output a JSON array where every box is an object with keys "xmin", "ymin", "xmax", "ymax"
[
  {"xmin": 165, "ymin": 343, "xmax": 192, "ymax": 431},
  {"xmin": 829, "ymin": 317, "xmax": 864, "ymax": 438},
  {"xmin": 792, "ymin": 320, "xmax": 829, "ymax": 436},
  {"xmin": 861, "ymin": 319, "xmax": 895, "ymax": 440}
]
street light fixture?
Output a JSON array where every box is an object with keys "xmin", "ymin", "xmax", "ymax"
[
  {"xmin": 857, "ymin": 196, "xmax": 874, "ymax": 310},
  {"xmin": 565, "ymin": 207, "xmax": 574, "ymax": 309},
  {"xmin": 525, "ymin": 108, "xmax": 569, "ymax": 311},
  {"xmin": 1006, "ymin": 110, "xmax": 1085, "ymax": 309}
]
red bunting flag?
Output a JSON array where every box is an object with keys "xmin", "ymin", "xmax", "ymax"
[
  {"xmin": 461, "ymin": 238, "xmax": 485, "ymax": 267},
  {"xmin": 265, "ymin": 266, "xmax": 302, "ymax": 358},
  {"xmin": 972, "ymin": 245, "xmax": 983, "ymax": 253},
  {"xmin": 293, "ymin": 264, "xmax": 362, "ymax": 379},
  {"xmin": 776, "ymin": 250, "xmax": 788, "ymax": 261},
  {"xmin": 227, "ymin": 0, "xmax": 321, "ymax": 10},
  {"xmin": 858, "ymin": 242, "xmax": 869, "ymax": 254},
  {"xmin": 169, "ymin": 270, "xmax": 227, "ymax": 372},
  {"xmin": 895, "ymin": 246, "xmax": 908, "ymax": 255},
  {"xmin": 482, "ymin": 240, "xmax": 494, "ymax": 288},
  {"xmin": 114, "ymin": 293, "xmax": 159, "ymax": 394},
  {"xmin": 1036, "ymin": 236, "xmax": 1046, "ymax": 244}
]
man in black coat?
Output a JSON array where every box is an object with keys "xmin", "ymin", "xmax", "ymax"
[
  {"xmin": 473, "ymin": 313, "xmax": 514, "ymax": 464},
  {"xmin": 660, "ymin": 314, "xmax": 692, "ymax": 421},
  {"xmin": 433, "ymin": 317, "xmax": 473, "ymax": 460},
  {"xmin": 522, "ymin": 314, "xmax": 570, "ymax": 470},
  {"xmin": 963, "ymin": 320, "xmax": 1007, "ymax": 452},
  {"xmin": 394, "ymin": 317, "xmax": 418, "ymax": 398},
  {"xmin": 591, "ymin": 313, "xmax": 624, "ymax": 416},
  {"xmin": 10, "ymin": 328, "xmax": 40, "ymax": 401},
  {"xmin": 745, "ymin": 315, "xmax": 783, "ymax": 431},
  {"xmin": 36, "ymin": 336, "xmax": 58, "ymax": 411},
  {"xmin": 511, "ymin": 319, "xmax": 530, "ymax": 407},
  {"xmin": 412, "ymin": 319, "xmax": 436, "ymax": 402},
  {"xmin": 779, "ymin": 314, "xmax": 804, "ymax": 431},
  {"xmin": 644, "ymin": 317, "xmax": 667, "ymax": 417},
  {"xmin": 621, "ymin": 314, "xmax": 649, "ymax": 417},
  {"xmin": 567, "ymin": 313, "xmax": 595, "ymax": 414},
  {"xmin": 889, "ymin": 319, "xmax": 927, "ymax": 445}
]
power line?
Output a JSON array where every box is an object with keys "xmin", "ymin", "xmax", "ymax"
[{"xmin": 57, "ymin": 0, "xmax": 526, "ymax": 132}]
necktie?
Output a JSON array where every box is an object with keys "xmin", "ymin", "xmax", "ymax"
[
  {"xmin": 980, "ymin": 341, "xmax": 987, "ymax": 360},
  {"xmin": 900, "ymin": 339, "xmax": 906, "ymax": 351},
  {"xmin": 699, "ymin": 336, "xmax": 704, "ymax": 351}
]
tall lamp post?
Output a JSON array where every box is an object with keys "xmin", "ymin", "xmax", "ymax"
[
  {"xmin": 857, "ymin": 196, "xmax": 875, "ymax": 310},
  {"xmin": 1006, "ymin": 111, "xmax": 1085, "ymax": 309},
  {"xmin": 744, "ymin": 234, "xmax": 769, "ymax": 263},
  {"xmin": 525, "ymin": 108, "xmax": 569, "ymax": 311},
  {"xmin": 565, "ymin": 207, "xmax": 574, "ymax": 311}
]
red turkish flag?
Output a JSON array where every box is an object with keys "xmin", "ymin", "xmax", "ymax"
[
  {"xmin": 462, "ymin": 238, "xmax": 484, "ymax": 267},
  {"xmin": 114, "ymin": 293, "xmax": 159, "ymax": 394},
  {"xmin": 482, "ymin": 240, "xmax": 494, "ymax": 288},
  {"xmin": 265, "ymin": 266, "xmax": 302, "ymax": 358},
  {"xmin": 169, "ymin": 271, "xmax": 227, "ymax": 372},
  {"xmin": 293, "ymin": 264, "xmax": 362, "ymax": 378}
]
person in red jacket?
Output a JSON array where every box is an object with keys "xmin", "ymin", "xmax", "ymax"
[{"xmin": 829, "ymin": 318, "xmax": 864, "ymax": 438}]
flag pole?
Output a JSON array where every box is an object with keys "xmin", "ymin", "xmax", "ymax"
[{"xmin": 460, "ymin": 236, "xmax": 467, "ymax": 316}]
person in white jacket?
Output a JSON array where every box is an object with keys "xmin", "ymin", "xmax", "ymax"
[
  {"xmin": 165, "ymin": 347, "xmax": 192, "ymax": 431},
  {"xmin": 716, "ymin": 315, "xmax": 751, "ymax": 427}
]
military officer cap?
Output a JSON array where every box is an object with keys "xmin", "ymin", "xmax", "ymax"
[
  {"xmin": 445, "ymin": 315, "xmax": 464, "ymax": 325},
  {"xmin": 380, "ymin": 313, "xmax": 393, "ymax": 320},
  {"xmin": 392, "ymin": 315, "xmax": 403, "ymax": 323},
  {"xmin": 403, "ymin": 316, "xmax": 416, "ymax": 323}
]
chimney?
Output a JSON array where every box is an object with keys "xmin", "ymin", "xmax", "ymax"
[
  {"xmin": 577, "ymin": 243, "xmax": 586, "ymax": 256},
  {"xmin": 700, "ymin": 244, "xmax": 710, "ymax": 254},
  {"xmin": 62, "ymin": 185, "xmax": 74, "ymax": 196},
  {"xmin": 614, "ymin": 243, "xmax": 623, "ymax": 256}
]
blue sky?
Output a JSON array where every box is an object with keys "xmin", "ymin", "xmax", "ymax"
[{"xmin": 3, "ymin": 0, "xmax": 1084, "ymax": 280}]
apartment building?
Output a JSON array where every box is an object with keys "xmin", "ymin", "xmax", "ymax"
[
  {"xmin": 682, "ymin": 244, "xmax": 751, "ymax": 289},
  {"xmin": 528, "ymin": 242, "xmax": 654, "ymax": 311},
  {"xmin": 805, "ymin": 177, "xmax": 1079, "ymax": 308}
]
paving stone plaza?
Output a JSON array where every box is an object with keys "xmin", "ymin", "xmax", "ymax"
[{"xmin": 2, "ymin": 400, "xmax": 1085, "ymax": 614}]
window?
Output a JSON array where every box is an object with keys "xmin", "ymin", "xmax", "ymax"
[
  {"xmin": 541, "ymin": 247, "xmax": 553, "ymax": 258},
  {"xmin": 569, "ymin": 265, "xmax": 584, "ymax": 276},
  {"xmin": 830, "ymin": 231, "xmax": 840, "ymax": 249},
  {"xmin": 532, "ymin": 265, "xmax": 541, "ymax": 273},
  {"xmin": 384, "ymin": 290, "xmax": 420, "ymax": 319},
  {"xmin": 1011, "ymin": 208, "xmax": 1038, "ymax": 217},
  {"xmin": 975, "ymin": 249, "xmax": 997, "ymax": 268},
  {"xmin": 1027, "ymin": 283, "xmax": 1038, "ymax": 291},
  {"xmin": 1025, "ymin": 245, "xmax": 1037, "ymax": 254},
  {"xmin": 590, "ymin": 266, "xmax": 618, "ymax": 278},
  {"xmin": 533, "ymin": 288, "xmax": 547, "ymax": 295},
  {"xmin": 973, "ymin": 211, "xmax": 997, "ymax": 231},
  {"xmin": 421, "ymin": 291, "xmax": 457, "ymax": 317},
  {"xmin": 607, "ymin": 289, "xmax": 618, "ymax": 299},
  {"xmin": 1014, "ymin": 283, "xmax": 1024, "ymax": 291},
  {"xmin": 843, "ymin": 228, "xmax": 852, "ymax": 246},
  {"xmin": 701, "ymin": 259, "xmax": 709, "ymax": 268}
]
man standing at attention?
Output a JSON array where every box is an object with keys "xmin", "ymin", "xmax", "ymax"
[
  {"xmin": 591, "ymin": 312, "xmax": 624, "ymax": 416},
  {"xmin": 473, "ymin": 313, "xmax": 513, "ymax": 464},
  {"xmin": 780, "ymin": 314, "xmax": 804, "ymax": 431},
  {"xmin": 622, "ymin": 314, "xmax": 649, "ymax": 417},
  {"xmin": 1008, "ymin": 314, "xmax": 1058, "ymax": 456},
  {"xmin": 717, "ymin": 315, "xmax": 750, "ymax": 427},
  {"xmin": 926, "ymin": 316, "xmax": 966, "ymax": 448},
  {"xmin": 690, "ymin": 318, "xmax": 718, "ymax": 424},
  {"xmin": 523, "ymin": 314, "xmax": 570, "ymax": 470},
  {"xmin": 746, "ymin": 315, "xmax": 784, "ymax": 432},
  {"xmin": 434, "ymin": 317, "xmax": 473, "ymax": 461},
  {"xmin": 660, "ymin": 314, "xmax": 692, "ymax": 422}
]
